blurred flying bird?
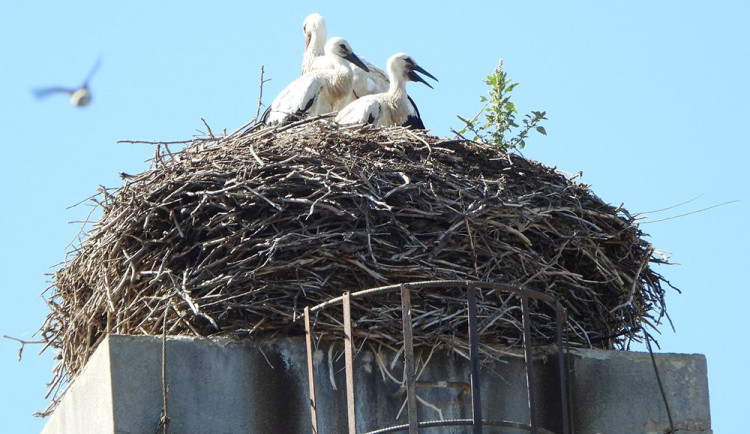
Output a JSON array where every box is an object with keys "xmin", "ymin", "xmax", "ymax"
[
  {"xmin": 335, "ymin": 53, "xmax": 437, "ymax": 129},
  {"xmin": 263, "ymin": 37, "xmax": 369, "ymax": 126},
  {"xmin": 33, "ymin": 58, "xmax": 101, "ymax": 107}
]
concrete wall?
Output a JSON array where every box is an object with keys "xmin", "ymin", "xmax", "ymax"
[{"xmin": 42, "ymin": 335, "xmax": 711, "ymax": 434}]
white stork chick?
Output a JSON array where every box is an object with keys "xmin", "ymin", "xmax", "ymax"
[
  {"xmin": 335, "ymin": 53, "xmax": 437, "ymax": 129},
  {"xmin": 300, "ymin": 13, "xmax": 388, "ymax": 97},
  {"xmin": 263, "ymin": 37, "xmax": 370, "ymax": 126},
  {"xmin": 33, "ymin": 58, "xmax": 101, "ymax": 107},
  {"xmin": 301, "ymin": 13, "xmax": 327, "ymax": 74}
]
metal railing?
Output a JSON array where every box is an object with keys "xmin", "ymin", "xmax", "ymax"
[{"xmin": 302, "ymin": 280, "xmax": 572, "ymax": 434}]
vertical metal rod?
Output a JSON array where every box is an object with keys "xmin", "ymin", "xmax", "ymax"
[
  {"xmin": 304, "ymin": 307, "xmax": 319, "ymax": 434},
  {"xmin": 160, "ymin": 311, "xmax": 169, "ymax": 434},
  {"xmin": 520, "ymin": 292, "xmax": 538, "ymax": 434},
  {"xmin": 400, "ymin": 284, "xmax": 419, "ymax": 434},
  {"xmin": 555, "ymin": 301, "xmax": 570, "ymax": 434},
  {"xmin": 645, "ymin": 332, "xmax": 675, "ymax": 434},
  {"xmin": 466, "ymin": 283, "xmax": 483, "ymax": 434},
  {"xmin": 343, "ymin": 292, "xmax": 357, "ymax": 434},
  {"xmin": 564, "ymin": 322, "xmax": 576, "ymax": 434}
]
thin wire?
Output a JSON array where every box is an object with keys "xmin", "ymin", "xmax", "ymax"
[{"xmin": 645, "ymin": 332, "xmax": 674, "ymax": 433}]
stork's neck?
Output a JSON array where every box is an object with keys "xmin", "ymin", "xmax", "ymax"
[
  {"xmin": 387, "ymin": 75, "xmax": 408, "ymax": 100},
  {"xmin": 302, "ymin": 31, "xmax": 326, "ymax": 73},
  {"xmin": 309, "ymin": 33, "xmax": 325, "ymax": 57}
]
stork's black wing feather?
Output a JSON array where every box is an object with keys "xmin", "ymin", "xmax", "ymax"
[
  {"xmin": 402, "ymin": 95, "xmax": 425, "ymax": 129},
  {"xmin": 260, "ymin": 105, "xmax": 273, "ymax": 124}
]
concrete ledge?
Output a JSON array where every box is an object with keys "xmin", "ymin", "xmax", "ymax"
[{"xmin": 42, "ymin": 335, "xmax": 711, "ymax": 433}]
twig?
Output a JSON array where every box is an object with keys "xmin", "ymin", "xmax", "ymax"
[
  {"xmin": 254, "ymin": 65, "xmax": 269, "ymax": 123},
  {"xmin": 3, "ymin": 335, "xmax": 44, "ymax": 361},
  {"xmin": 642, "ymin": 200, "xmax": 738, "ymax": 224},
  {"xmin": 639, "ymin": 194, "xmax": 702, "ymax": 214},
  {"xmin": 609, "ymin": 246, "xmax": 653, "ymax": 313},
  {"xmin": 117, "ymin": 139, "xmax": 193, "ymax": 145},
  {"xmin": 201, "ymin": 118, "xmax": 214, "ymax": 139}
]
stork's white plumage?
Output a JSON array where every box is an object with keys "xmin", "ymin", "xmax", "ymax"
[
  {"xmin": 352, "ymin": 59, "xmax": 389, "ymax": 97},
  {"xmin": 301, "ymin": 13, "xmax": 327, "ymax": 74},
  {"xmin": 300, "ymin": 13, "xmax": 389, "ymax": 97},
  {"xmin": 335, "ymin": 53, "xmax": 437, "ymax": 129},
  {"xmin": 263, "ymin": 37, "xmax": 370, "ymax": 126},
  {"xmin": 33, "ymin": 58, "xmax": 101, "ymax": 107}
]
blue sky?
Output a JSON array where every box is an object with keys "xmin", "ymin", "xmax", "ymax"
[{"xmin": 1, "ymin": 1, "xmax": 747, "ymax": 432}]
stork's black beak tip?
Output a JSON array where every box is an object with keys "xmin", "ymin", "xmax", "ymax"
[
  {"xmin": 413, "ymin": 64, "xmax": 437, "ymax": 83},
  {"xmin": 344, "ymin": 52, "xmax": 370, "ymax": 73},
  {"xmin": 408, "ymin": 70, "xmax": 435, "ymax": 89}
]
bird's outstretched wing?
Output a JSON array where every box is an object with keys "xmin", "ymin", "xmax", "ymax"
[
  {"xmin": 32, "ymin": 87, "xmax": 75, "ymax": 99},
  {"xmin": 81, "ymin": 57, "xmax": 102, "ymax": 87}
]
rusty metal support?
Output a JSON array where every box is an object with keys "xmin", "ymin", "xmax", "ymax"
[
  {"xmin": 466, "ymin": 283, "xmax": 483, "ymax": 434},
  {"xmin": 400, "ymin": 284, "xmax": 419, "ymax": 433},
  {"xmin": 343, "ymin": 292, "xmax": 357, "ymax": 434},
  {"xmin": 301, "ymin": 280, "xmax": 573, "ymax": 434},
  {"xmin": 555, "ymin": 301, "xmax": 570, "ymax": 434},
  {"xmin": 304, "ymin": 307, "xmax": 319, "ymax": 434},
  {"xmin": 520, "ymin": 292, "xmax": 538, "ymax": 434}
]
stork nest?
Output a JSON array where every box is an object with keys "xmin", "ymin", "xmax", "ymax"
[{"xmin": 40, "ymin": 120, "xmax": 673, "ymax": 410}]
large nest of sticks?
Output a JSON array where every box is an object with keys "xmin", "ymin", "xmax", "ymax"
[{"xmin": 41, "ymin": 121, "xmax": 671, "ymax": 403}]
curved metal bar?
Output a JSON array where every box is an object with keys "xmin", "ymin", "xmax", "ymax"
[
  {"xmin": 306, "ymin": 280, "xmax": 561, "ymax": 316},
  {"xmin": 364, "ymin": 418, "xmax": 557, "ymax": 434}
]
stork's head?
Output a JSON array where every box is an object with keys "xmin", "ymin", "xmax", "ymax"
[
  {"xmin": 325, "ymin": 37, "xmax": 370, "ymax": 73},
  {"xmin": 302, "ymin": 13, "xmax": 326, "ymax": 52},
  {"xmin": 388, "ymin": 53, "xmax": 438, "ymax": 89}
]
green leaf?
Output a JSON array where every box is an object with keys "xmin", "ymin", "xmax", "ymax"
[{"xmin": 454, "ymin": 57, "xmax": 546, "ymax": 152}]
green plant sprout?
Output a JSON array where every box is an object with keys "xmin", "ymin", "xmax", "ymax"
[{"xmin": 456, "ymin": 59, "xmax": 547, "ymax": 152}]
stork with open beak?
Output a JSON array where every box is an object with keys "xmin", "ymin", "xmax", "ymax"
[
  {"xmin": 263, "ymin": 37, "xmax": 370, "ymax": 126},
  {"xmin": 335, "ymin": 53, "xmax": 437, "ymax": 129},
  {"xmin": 33, "ymin": 58, "xmax": 101, "ymax": 107},
  {"xmin": 301, "ymin": 13, "xmax": 388, "ymax": 98}
]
